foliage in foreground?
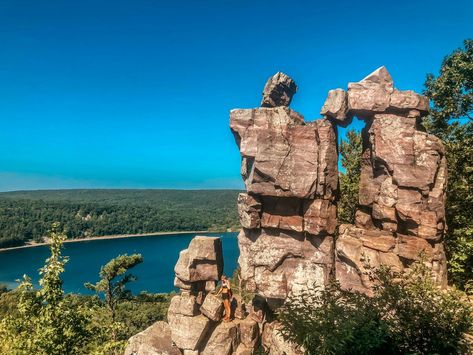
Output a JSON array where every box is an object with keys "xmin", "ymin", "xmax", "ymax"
[
  {"xmin": 0, "ymin": 223, "xmax": 91, "ymax": 354},
  {"xmin": 278, "ymin": 262, "xmax": 473, "ymax": 355},
  {"xmin": 424, "ymin": 39, "xmax": 473, "ymax": 289},
  {"xmin": 0, "ymin": 224, "xmax": 171, "ymax": 354}
]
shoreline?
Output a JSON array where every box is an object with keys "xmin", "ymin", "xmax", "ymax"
[{"xmin": 0, "ymin": 230, "xmax": 227, "ymax": 253}]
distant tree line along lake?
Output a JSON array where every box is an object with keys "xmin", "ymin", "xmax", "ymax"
[
  {"xmin": 0, "ymin": 189, "xmax": 241, "ymax": 248},
  {"xmin": 0, "ymin": 232, "xmax": 239, "ymax": 294}
]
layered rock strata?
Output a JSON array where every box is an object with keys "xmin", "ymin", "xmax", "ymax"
[
  {"xmin": 231, "ymin": 72, "xmax": 338, "ymax": 307},
  {"xmin": 320, "ymin": 67, "xmax": 448, "ymax": 292},
  {"xmin": 233, "ymin": 68, "xmax": 447, "ymax": 299},
  {"xmin": 127, "ymin": 67, "xmax": 449, "ymax": 355}
]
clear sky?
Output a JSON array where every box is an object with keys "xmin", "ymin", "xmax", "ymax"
[{"xmin": 0, "ymin": 0, "xmax": 472, "ymax": 191}]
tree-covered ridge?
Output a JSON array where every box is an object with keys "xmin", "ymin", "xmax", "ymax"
[{"xmin": 0, "ymin": 189, "xmax": 241, "ymax": 248}]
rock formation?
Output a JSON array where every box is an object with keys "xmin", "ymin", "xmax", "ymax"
[
  {"xmin": 231, "ymin": 72, "xmax": 338, "ymax": 308},
  {"xmin": 321, "ymin": 67, "xmax": 447, "ymax": 293},
  {"xmin": 127, "ymin": 67, "xmax": 448, "ymax": 354},
  {"xmin": 231, "ymin": 67, "xmax": 447, "ymax": 300},
  {"xmin": 124, "ymin": 321, "xmax": 180, "ymax": 355},
  {"xmin": 126, "ymin": 236, "xmax": 264, "ymax": 355},
  {"xmin": 261, "ymin": 72, "xmax": 298, "ymax": 108}
]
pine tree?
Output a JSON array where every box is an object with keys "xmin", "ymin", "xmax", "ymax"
[{"xmin": 338, "ymin": 130, "xmax": 363, "ymax": 224}]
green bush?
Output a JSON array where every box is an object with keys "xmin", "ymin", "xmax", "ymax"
[
  {"xmin": 0, "ymin": 223, "xmax": 174, "ymax": 354},
  {"xmin": 278, "ymin": 262, "xmax": 473, "ymax": 355}
]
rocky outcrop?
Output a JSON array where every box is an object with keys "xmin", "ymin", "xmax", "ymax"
[
  {"xmin": 200, "ymin": 293, "xmax": 224, "ymax": 321},
  {"xmin": 131, "ymin": 236, "xmax": 262, "ymax": 355},
  {"xmin": 231, "ymin": 73, "xmax": 338, "ymax": 308},
  {"xmin": 326, "ymin": 67, "xmax": 448, "ymax": 293},
  {"xmin": 167, "ymin": 236, "xmax": 224, "ymax": 352},
  {"xmin": 128, "ymin": 67, "xmax": 448, "ymax": 355},
  {"xmin": 124, "ymin": 321, "xmax": 181, "ymax": 355},
  {"xmin": 174, "ymin": 236, "xmax": 223, "ymax": 288},
  {"xmin": 233, "ymin": 67, "xmax": 447, "ymax": 297}
]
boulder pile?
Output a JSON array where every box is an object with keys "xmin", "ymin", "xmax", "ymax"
[
  {"xmin": 126, "ymin": 67, "xmax": 448, "ymax": 354},
  {"xmin": 126, "ymin": 236, "xmax": 263, "ymax": 355}
]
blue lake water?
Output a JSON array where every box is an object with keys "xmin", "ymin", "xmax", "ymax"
[{"xmin": 0, "ymin": 232, "xmax": 239, "ymax": 294}]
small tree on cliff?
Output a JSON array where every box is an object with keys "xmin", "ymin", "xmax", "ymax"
[
  {"xmin": 85, "ymin": 253, "xmax": 143, "ymax": 343},
  {"xmin": 0, "ymin": 223, "xmax": 91, "ymax": 354},
  {"xmin": 338, "ymin": 129, "xmax": 363, "ymax": 224},
  {"xmin": 423, "ymin": 39, "xmax": 473, "ymax": 290}
]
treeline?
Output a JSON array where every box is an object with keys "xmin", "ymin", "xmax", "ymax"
[{"xmin": 0, "ymin": 189, "xmax": 241, "ymax": 248}]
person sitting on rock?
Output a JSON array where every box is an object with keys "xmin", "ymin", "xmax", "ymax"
[{"xmin": 215, "ymin": 274, "xmax": 232, "ymax": 322}]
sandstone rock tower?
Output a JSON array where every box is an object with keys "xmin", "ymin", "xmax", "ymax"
[
  {"xmin": 231, "ymin": 73, "xmax": 338, "ymax": 309},
  {"xmin": 231, "ymin": 67, "xmax": 448, "ymax": 300},
  {"xmin": 126, "ymin": 67, "xmax": 449, "ymax": 355}
]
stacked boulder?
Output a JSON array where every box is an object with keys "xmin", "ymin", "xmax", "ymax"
[
  {"xmin": 231, "ymin": 72, "xmax": 338, "ymax": 309},
  {"xmin": 126, "ymin": 235, "xmax": 262, "ymax": 355},
  {"xmin": 230, "ymin": 68, "xmax": 448, "ymax": 351},
  {"xmin": 127, "ymin": 67, "xmax": 449, "ymax": 355},
  {"xmin": 320, "ymin": 67, "xmax": 448, "ymax": 293},
  {"xmin": 168, "ymin": 236, "xmax": 227, "ymax": 353}
]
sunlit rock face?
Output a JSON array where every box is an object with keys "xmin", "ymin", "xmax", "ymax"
[
  {"xmin": 260, "ymin": 72, "xmax": 298, "ymax": 108},
  {"xmin": 231, "ymin": 73, "xmax": 338, "ymax": 307},
  {"xmin": 332, "ymin": 67, "xmax": 448, "ymax": 292},
  {"xmin": 232, "ymin": 67, "xmax": 447, "ymax": 300},
  {"xmin": 127, "ymin": 67, "xmax": 449, "ymax": 355}
]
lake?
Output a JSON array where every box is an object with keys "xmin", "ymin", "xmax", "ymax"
[{"xmin": 0, "ymin": 232, "xmax": 239, "ymax": 294}]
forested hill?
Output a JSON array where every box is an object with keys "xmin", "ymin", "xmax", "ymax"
[{"xmin": 0, "ymin": 189, "xmax": 241, "ymax": 248}]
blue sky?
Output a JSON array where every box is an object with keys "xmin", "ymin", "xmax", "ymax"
[{"xmin": 0, "ymin": 0, "xmax": 471, "ymax": 191}]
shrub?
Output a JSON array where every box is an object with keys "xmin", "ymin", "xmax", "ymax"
[
  {"xmin": 278, "ymin": 262, "xmax": 473, "ymax": 355},
  {"xmin": 0, "ymin": 223, "xmax": 92, "ymax": 354}
]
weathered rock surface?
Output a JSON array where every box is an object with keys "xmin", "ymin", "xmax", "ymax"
[
  {"xmin": 239, "ymin": 318, "xmax": 259, "ymax": 349},
  {"xmin": 237, "ymin": 193, "xmax": 261, "ymax": 229},
  {"xmin": 200, "ymin": 321, "xmax": 240, "ymax": 355},
  {"xmin": 168, "ymin": 292, "xmax": 200, "ymax": 317},
  {"xmin": 234, "ymin": 344, "xmax": 254, "ymax": 355},
  {"xmin": 174, "ymin": 236, "xmax": 223, "ymax": 284},
  {"xmin": 232, "ymin": 294, "xmax": 247, "ymax": 319},
  {"xmin": 124, "ymin": 321, "xmax": 181, "ymax": 355},
  {"xmin": 200, "ymin": 292, "xmax": 224, "ymax": 322},
  {"xmin": 347, "ymin": 66, "xmax": 394, "ymax": 115},
  {"xmin": 238, "ymin": 228, "xmax": 332, "ymax": 305},
  {"xmin": 261, "ymin": 72, "xmax": 297, "ymax": 108},
  {"xmin": 231, "ymin": 74, "xmax": 338, "ymax": 307},
  {"xmin": 262, "ymin": 321, "xmax": 304, "ymax": 355},
  {"xmin": 230, "ymin": 108, "xmax": 338, "ymax": 200},
  {"xmin": 335, "ymin": 224, "xmax": 447, "ymax": 293},
  {"xmin": 320, "ymin": 88, "xmax": 349, "ymax": 125},
  {"xmin": 346, "ymin": 66, "xmax": 430, "ymax": 118},
  {"xmin": 167, "ymin": 236, "xmax": 227, "ymax": 352},
  {"xmin": 167, "ymin": 312, "xmax": 211, "ymax": 350},
  {"xmin": 334, "ymin": 67, "xmax": 447, "ymax": 293}
]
